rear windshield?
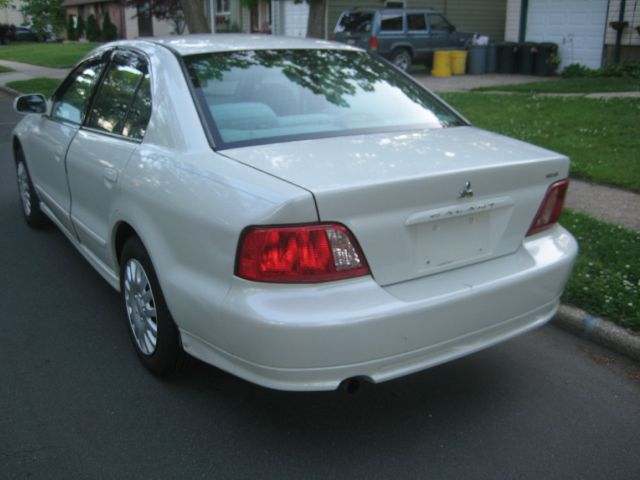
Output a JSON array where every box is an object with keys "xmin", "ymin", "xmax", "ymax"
[
  {"xmin": 335, "ymin": 12, "xmax": 374, "ymax": 33},
  {"xmin": 183, "ymin": 49, "xmax": 465, "ymax": 149}
]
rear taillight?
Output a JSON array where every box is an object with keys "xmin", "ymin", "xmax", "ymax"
[
  {"xmin": 236, "ymin": 223, "xmax": 370, "ymax": 283},
  {"xmin": 369, "ymin": 36, "xmax": 378, "ymax": 50},
  {"xmin": 527, "ymin": 179, "xmax": 569, "ymax": 236}
]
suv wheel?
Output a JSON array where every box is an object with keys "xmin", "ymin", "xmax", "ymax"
[{"xmin": 390, "ymin": 49, "xmax": 412, "ymax": 72}]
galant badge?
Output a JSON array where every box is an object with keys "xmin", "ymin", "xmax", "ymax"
[{"xmin": 459, "ymin": 181, "xmax": 474, "ymax": 199}]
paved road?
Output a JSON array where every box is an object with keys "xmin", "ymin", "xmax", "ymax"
[{"xmin": 1, "ymin": 91, "xmax": 639, "ymax": 479}]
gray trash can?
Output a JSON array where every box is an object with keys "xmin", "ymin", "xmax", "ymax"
[
  {"xmin": 468, "ymin": 46, "xmax": 487, "ymax": 74},
  {"xmin": 486, "ymin": 44, "xmax": 497, "ymax": 73}
]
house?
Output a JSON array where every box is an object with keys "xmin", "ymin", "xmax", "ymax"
[
  {"xmin": 0, "ymin": 0, "xmax": 26, "ymax": 26},
  {"xmin": 61, "ymin": 0, "xmax": 269, "ymax": 39},
  {"xmin": 62, "ymin": 0, "xmax": 178, "ymax": 38},
  {"xmin": 61, "ymin": 0, "xmax": 509, "ymax": 41},
  {"xmin": 58, "ymin": 0, "xmax": 638, "ymax": 68},
  {"xmin": 505, "ymin": 0, "xmax": 639, "ymax": 69}
]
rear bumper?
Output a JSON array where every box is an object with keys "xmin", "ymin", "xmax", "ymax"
[{"xmin": 181, "ymin": 225, "xmax": 577, "ymax": 391}]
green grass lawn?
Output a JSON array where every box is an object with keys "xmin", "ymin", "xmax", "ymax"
[
  {"xmin": 6, "ymin": 77, "xmax": 61, "ymax": 96},
  {"xmin": 441, "ymin": 92, "xmax": 640, "ymax": 192},
  {"xmin": 0, "ymin": 64, "xmax": 14, "ymax": 73},
  {"xmin": 0, "ymin": 42, "xmax": 100, "ymax": 68},
  {"xmin": 473, "ymin": 77, "xmax": 640, "ymax": 94},
  {"xmin": 561, "ymin": 210, "xmax": 640, "ymax": 331}
]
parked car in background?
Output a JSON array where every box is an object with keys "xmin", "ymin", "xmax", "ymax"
[
  {"xmin": 333, "ymin": 8, "xmax": 474, "ymax": 71},
  {"xmin": 12, "ymin": 35, "xmax": 577, "ymax": 391},
  {"xmin": 14, "ymin": 26, "xmax": 41, "ymax": 41}
]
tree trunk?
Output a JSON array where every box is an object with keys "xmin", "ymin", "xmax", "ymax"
[
  {"xmin": 306, "ymin": 0, "xmax": 326, "ymax": 39},
  {"xmin": 179, "ymin": 0, "xmax": 211, "ymax": 33}
]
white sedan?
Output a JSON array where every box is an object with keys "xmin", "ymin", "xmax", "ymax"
[{"xmin": 12, "ymin": 35, "xmax": 577, "ymax": 391}]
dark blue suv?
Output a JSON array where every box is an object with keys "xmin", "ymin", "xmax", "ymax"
[{"xmin": 333, "ymin": 8, "xmax": 474, "ymax": 71}]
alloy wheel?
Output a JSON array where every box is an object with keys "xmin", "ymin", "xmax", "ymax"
[
  {"xmin": 123, "ymin": 259, "xmax": 158, "ymax": 356},
  {"xmin": 16, "ymin": 161, "xmax": 32, "ymax": 217}
]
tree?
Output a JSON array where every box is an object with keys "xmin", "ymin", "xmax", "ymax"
[
  {"xmin": 86, "ymin": 13, "xmax": 101, "ymax": 41},
  {"xmin": 77, "ymin": 15, "xmax": 85, "ymax": 39},
  {"xmin": 285, "ymin": 0, "xmax": 327, "ymax": 39},
  {"xmin": 178, "ymin": 0, "xmax": 209, "ymax": 33},
  {"xmin": 21, "ymin": 0, "xmax": 66, "ymax": 39},
  {"xmin": 102, "ymin": 12, "xmax": 118, "ymax": 40},
  {"xmin": 297, "ymin": 0, "xmax": 325, "ymax": 39},
  {"xmin": 0, "ymin": 24, "xmax": 17, "ymax": 44}
]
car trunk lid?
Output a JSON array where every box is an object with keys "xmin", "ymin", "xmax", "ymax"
[{"xmin": 223, "ymin": 126, "xmax": 570, "ymax": 286}]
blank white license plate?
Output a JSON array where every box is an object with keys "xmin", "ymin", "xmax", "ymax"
[{"xmin": 416, "ymin": 212, "xmax": 490, "ymax": 268}]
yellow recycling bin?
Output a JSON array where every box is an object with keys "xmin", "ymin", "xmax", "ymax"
[
  {"xmin": 450, "ymin": 50, "xmax": 468, "ymax": 75},
  {"xmin": 431, "ymin": 50, "xmax": 452, "ymax": 77}
]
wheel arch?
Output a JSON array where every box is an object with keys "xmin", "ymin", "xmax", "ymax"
[
  {"xmin": 390, "ymin": 43, "xmax": 414, "ymax": 59},
  {"xmin": 113, "ymin": 221, "xmax": 141, "ymax": 266},
  {"xmin": 12, "ymin": 136, "xmax": 23, "ymax": 163}
]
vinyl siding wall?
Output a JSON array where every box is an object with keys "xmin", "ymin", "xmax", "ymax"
[
  {"xmin": 0, "ymin": 1, "xmax": 25, "ymax": 26},
  {"xmin": 327, "ymin": 0, "xmax": 507, "ymax": 41}
]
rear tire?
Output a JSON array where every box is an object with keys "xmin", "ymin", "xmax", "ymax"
[
  {"xmin": 15, "ymin": 148, "xmax": 49, "ymax": 229},
  {"xmin": 120, "ymin": 237, "xmax": 184, "ymax": 376},
  {"xmin": 390, "ymin": 49, "xmax": 412, "ymax": 72}
]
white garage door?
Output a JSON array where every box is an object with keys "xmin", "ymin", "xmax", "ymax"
[{"xmin": 526, "ymin": 0, "xmax": 608, "ymax": 69}]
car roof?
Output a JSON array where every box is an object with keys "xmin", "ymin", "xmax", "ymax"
[{"xmin": 146, "ymin": 34, "xmax": 358, "ymax": 56}]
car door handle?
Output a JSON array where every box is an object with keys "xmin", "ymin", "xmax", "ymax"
[{"xmin": 103, "ymin": 167, "xmax": 118, "ymax": 183}]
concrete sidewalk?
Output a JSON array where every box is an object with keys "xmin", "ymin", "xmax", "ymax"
[
  {"xmin": 0, "ymin": 59, "xmax": 69, "ymax": 87},
  {"xmin": 568, "ymin": 180, "xmax": 640, "ymax": 231},
  {"xmin": 413, "ymin": 72, "xmax": 551, "ymax": 92}
]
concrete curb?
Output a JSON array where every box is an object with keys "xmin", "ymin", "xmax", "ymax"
[
  {"xmin": 553, "ymin": 304, "xmax": 640, "ymax": 362},
  {"xmin": 0, "ymin": 84, "xmax": 20, "ymax": 97}
]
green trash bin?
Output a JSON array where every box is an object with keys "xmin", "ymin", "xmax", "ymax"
[
  {"xmin": 535, "ymin": 42, "xmax": 559, "ymax": 76},
  {"xmin": 496, "ymin": 42, "xmax": 517, "ymax": 73},
  {"xmin": 518, "ymin": 42, "xmax": 537, "ymax": 75}
]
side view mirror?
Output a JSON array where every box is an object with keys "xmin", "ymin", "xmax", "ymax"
[
  {"xmin": 449, "ymin": 25, "xmax": 457, "ymax": 33},
  {"xmin": 14, "ymin": 94, "xmax": 47, "ymax": 114}
]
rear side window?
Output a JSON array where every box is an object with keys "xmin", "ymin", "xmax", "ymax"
[
  {"xmin": 380, "ymin": 13, "xmax": 404, "ymax": 32},
  {"xmin": 428, "ymin": 14, "xmax": 451, "ymax": 31},
  {"xmin": 335, "ymin": 12, "xmax": 373, "ymax": 33},
  {"xmin": 407, "ymin": 13, "xmax": 427, "ymax": 31},
  {"xmin": 121, "ymin": 75, "xmax": 152, "ymax": 140},
  {"xmin": 87, "ymin": 50, "xmax": 151, "ymax": 140}
]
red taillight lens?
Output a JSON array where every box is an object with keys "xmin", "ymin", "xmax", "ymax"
[
  {"xmin": 236, "ymin": 223, "xmax": 370, "ymax": 283},
  {"xmin": 369, "ymin": 36, "xmax": 378, "ymax": 50},
  {"xmin": 527, "ymin": 179, "xmax": 569, "ymax": 236}
]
